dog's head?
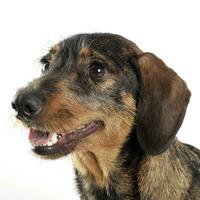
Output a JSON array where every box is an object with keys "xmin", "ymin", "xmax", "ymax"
[{"xmin": 12, "ymin": 33, "xmax": 190, "ymax": 157}]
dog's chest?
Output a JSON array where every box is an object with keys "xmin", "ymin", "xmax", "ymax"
[
  {"xmin": 76, "ymin": 173, "xmax": 116, "ymax": 200},
  {"xmin": 75, "ymin": 170, "xmax": 140, "ymax": 200},
  {"xmin": 80, "ymin": 178, "xmax": 99, "ymax": 200}
]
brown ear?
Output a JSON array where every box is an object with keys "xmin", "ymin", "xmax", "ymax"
[{"xmin": 136, "ymin": 53, "xmax": 191, "ymax": 155}]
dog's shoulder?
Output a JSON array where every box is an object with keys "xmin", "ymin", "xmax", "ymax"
[
  {"xmin": 181, "ymin": 142, "xmax": 200, "ymax": 198},
  {"xmin": 138, "ymin": 140, "xmax": 200, "ymax": 200},
  {"xmin": 181, "ymin": 142, "xmax": 200, "ymax": 176}
]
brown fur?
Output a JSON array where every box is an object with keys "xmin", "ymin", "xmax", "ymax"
[
  {"xmin": 41, "ymin": 77, "xmax": 136, "ymax": 189},
  {"xmin": 72, "ymin": 104, "xmax": 135, "ymax": 188},
  {"xmin": 136, "ymin": 53, "xmax": 191, "ymax": 155},
  {"xmin": 138, "ymin": 140, "xmax": 191, "ymax": 200},
  {"xmin": 13, "ymin": 33, "xmax": 200, "ymax": 199},
  {"xmin": 80, "ymin": 47, "xmax": 92, "ymax": 58}
]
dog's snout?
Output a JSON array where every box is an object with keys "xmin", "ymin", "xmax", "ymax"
[{"xmin": 12, "ymin": 93, "xmax": 43, "ymax": 120}]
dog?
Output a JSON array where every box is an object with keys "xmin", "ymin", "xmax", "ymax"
[{"xmin": 12, "ymin": 33, "xmax": 200, "ymax": 200}]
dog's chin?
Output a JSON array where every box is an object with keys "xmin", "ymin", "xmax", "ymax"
[{"xmin": 29, "ymin": 120, "xmax": 104, "ymax": 158}]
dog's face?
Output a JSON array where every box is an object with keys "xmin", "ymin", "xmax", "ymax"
[{"xmin": 12, "ymin": 33, "xmax": 191, "ymax": 157}]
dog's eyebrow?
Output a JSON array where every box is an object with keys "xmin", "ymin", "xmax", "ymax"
[{"xmin": 79, "ymin": 47, "xmax": 92, "ymax": 58}]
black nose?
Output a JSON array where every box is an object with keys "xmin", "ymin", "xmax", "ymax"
[{"xmin": 12, "ymin": 93, "xmax": 43, "ymax": 120}]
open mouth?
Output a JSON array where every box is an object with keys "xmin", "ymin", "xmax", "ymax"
[{"xmin": 29, "ymin": 120, "xmax": 104, "ymax": 155}]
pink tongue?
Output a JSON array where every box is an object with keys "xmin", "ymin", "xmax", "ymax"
[{"xmin": 29, "ymin": 129, "xmax": 52, "ymax": 146}]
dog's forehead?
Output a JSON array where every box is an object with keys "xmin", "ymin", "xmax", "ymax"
[
  {"xmin": 52, "ymin": 34, "xmax": 130, "ymax": 58},
  {"xmin": 46, "ymin": 34, "xmax": 142, "ymax": 71}
]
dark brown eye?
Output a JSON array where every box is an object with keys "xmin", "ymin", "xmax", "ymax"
[
  {"xmin": 89, "ymin": 62, "xmax": 105, "ymax": 79},
  {"xmin": 42, "ymin": 61, "xmax": 50, "ymax": 73}
]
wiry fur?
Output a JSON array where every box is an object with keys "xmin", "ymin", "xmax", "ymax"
[{"xmin": 14, "ymin": 33, "xmax": 200, "ymax": 199}]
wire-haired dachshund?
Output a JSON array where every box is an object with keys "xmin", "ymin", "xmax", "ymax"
[{"xmin": 12, "ymin": 33, "xmax": 200, "ymax": 200}]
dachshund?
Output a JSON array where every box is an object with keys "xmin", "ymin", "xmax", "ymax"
[{"xmin": 12, "ymin": 33, "xmax": 200, "ymax": 200}]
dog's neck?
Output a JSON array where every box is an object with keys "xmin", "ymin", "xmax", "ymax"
[
  {"xmin": 72, "ymin": 130, "xmax": 142, "ymax": 199},
  {"xmin": 72, "ymin": 133, "xmax": 190, "ymax": 200}
]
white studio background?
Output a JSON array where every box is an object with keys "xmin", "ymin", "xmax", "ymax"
[{"xmin": 0, "ymin": 0, "xmax": 200, "ymax": 199}]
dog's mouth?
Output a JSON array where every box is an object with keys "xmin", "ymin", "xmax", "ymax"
[{"xmin": 29, "ymin": 120, "xmax": 104, "ymax": 156}]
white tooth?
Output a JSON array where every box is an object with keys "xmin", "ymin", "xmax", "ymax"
[
  {"xmin": 47, "ymin": 141, "xmax": 53, "ymax": 146},
  {"xmin": 52, "ymin": 133, "xmax": 59, "ymax": 142},
  {"xmin": 75, "ymin": 125, "xmax": 86, "ymax": 131},
  {"xmin": 46, "ymin": 133, "xmax": 59, "ymax": 146},
  {"xmin": 80, "ymin": 124, "xmax": 86, "ymax": 129}
]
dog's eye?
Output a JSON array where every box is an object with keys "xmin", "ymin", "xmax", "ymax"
[
  {"xmin": 89, "ymin": 62, "xmax": 105, "ymax": 79},
  {"xmin": 42, "ymin": 61, "xmax": 50, "ymax": 73}
]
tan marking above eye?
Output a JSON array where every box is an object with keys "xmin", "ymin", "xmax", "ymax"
[{"xmin": 80, "ymin": 47, "xmax": 92, "ymax": 58}]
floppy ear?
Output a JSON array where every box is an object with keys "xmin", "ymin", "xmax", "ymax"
[{"xmin": 135, "ymin": 53, "xmax": 191, "ymax": 155}]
